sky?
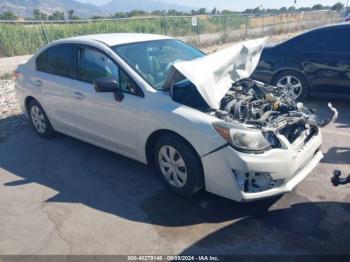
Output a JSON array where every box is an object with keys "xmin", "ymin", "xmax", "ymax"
[{"xmin": 78, "ymin": 0, "xmax": 348, "ymax": 11}]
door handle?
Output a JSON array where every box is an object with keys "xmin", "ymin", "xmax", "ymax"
[
  {"xmin": 34, "ymin": 80, "xmax": 43, "ymax": 87},
  {"xmin": 73, "ymin": 91, "xmax": 85, "ymax": 100}
]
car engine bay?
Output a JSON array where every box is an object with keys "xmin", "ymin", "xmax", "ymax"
[
  {"xmin": 167, "ymin": 38, "xmax": 338, "ymax": 154},
  {"xmin": 172, "ymin": 78, "xmax": 338, "ymax": 146},
  {"xmin": 215, "ymin": 79, "xmax": 337, "ymax": 128}
]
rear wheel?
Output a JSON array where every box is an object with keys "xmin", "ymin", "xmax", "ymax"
[
  {"xmin": 273, "ymin": 71, "xmax": 309, "ymax": 101},
  {"xmin": 154, "ymin": 134, "xmax": 204, "ymax": 196},
  {"xmin": 28, "ymin": 100, "xmax": 55, "ymax": 138}
]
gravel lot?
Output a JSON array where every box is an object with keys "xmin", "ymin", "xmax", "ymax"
[{"xmin": 0, "ymin": 34, "xmax": 349, "ymax": 256}]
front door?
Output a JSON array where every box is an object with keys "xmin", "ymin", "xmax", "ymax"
[{"xmin": 71, "ymin": 45, "xmax": 143, "ymax": 157}]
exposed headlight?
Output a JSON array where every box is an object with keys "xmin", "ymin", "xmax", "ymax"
[{"xmin": 212, "ymin": 122, "xmax": 272, "ymax": 153}]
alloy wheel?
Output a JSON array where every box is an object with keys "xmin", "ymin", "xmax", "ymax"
[{"xmin": 276, "ymin": 75, "xmax": 303, "ymax": 99}]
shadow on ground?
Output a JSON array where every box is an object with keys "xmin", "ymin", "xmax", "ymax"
[
  {"xmin": 304, "ymin": 97, "xmax": 350, "ymax": 128},
  {"xmin": 180, "ymin": 201, "xmax": 350, "ymax": 255},
  {"xmin": 322, "ymin": 146, "xmax": 350, "ymax": 165},
  {"xmin": 0, "ymin": 114, "xmax": 279, "ymax": 227},
  {"xmin": 0, "ymin": 98, "xmax": 350, "ymax": 254}
]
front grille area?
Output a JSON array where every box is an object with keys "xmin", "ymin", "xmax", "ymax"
[
  {"xmin": 280, "ymin": 123, "xmax": 318, "ymax": 151},
  {"xmin": 234, "ymin": 170, "xmax": 284, "ymax": 193}
]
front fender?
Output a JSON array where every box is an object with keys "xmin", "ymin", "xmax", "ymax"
[{"xmin": 136, "ymin": 92, "xmax": 225, "ymax": 164}]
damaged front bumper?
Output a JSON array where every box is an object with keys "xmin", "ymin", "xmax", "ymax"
[{"xmin": 201, "ymin": 127, "xmax": 323, "ymax": 202}]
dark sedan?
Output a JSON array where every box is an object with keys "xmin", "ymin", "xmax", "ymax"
[{"xmin": 252, "ymin": 23, "xmax": 350, "ymax": 100}]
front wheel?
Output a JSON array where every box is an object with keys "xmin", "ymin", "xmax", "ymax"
[
  {"xmin": 154, "ymin": 134, "xmax": 204, "ymax": 196},
  {"xmin": 273, "ymin": 71, "xmax": 309, "ymax": 101}
]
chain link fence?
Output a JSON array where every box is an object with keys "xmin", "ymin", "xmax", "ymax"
[{"xmin": 0, "ymin": 10, "xmax": 343, "ymax": 58}]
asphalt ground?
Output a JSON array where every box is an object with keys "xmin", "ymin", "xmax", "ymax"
[{"xmin": 0, "ymin": 96, "xmax": 349, "ymax": 256}]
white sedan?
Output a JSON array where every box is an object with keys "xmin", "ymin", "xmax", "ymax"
[
  {"xmin": 346, "ymin": 13, "xmax": 350, "ymax": 22},
  {"xmin": 15, "ymin": 33, "xmax": 329, "ymax": 201}
]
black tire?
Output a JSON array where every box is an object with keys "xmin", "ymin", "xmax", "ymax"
[
  {"xmin": 154, "ymin": 133, "xmax": 204, "ymax": 196},
  {"xmin": 28, "ymin": 99, "xmax": 55, "ymax": 138},
  {"xmin": 272, "ymin": 70, "xmax": 309, "ymax": 101}
]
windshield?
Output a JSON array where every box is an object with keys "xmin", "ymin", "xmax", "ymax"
[{"xmin": 112, "ymin": 39, "xmax": 205, "ymax": 89}]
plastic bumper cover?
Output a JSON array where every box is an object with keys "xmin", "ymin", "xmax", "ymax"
[{"xmin": 201, "ymin": 130, "xmax": 323, "ymax": 201}]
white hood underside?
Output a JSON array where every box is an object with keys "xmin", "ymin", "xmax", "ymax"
[{"xmin": 173, "ymin": 38, "xmax": 267, "ymax": 109}]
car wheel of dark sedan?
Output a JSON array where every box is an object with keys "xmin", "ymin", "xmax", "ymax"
[
  {"xmin": 154, "ymin": 134, "xmax": 204, "ymax": 196},
  {"xmin": 273, "ymin": 71, "xmax": 309, "ymax": 101}
]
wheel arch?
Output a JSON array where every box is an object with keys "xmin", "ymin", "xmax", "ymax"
[
  {"xmin": 24, "ymin": 96, "xmax": 53, "ymax": 124},
  {"xmin": 24, "ymin": 96, "xmax": 37, "ymax": 115},
  {"xmin": 145, "ymin": 129, "xmax": 202, "ymax": 168},
  {"xmin": 271, "ymin": 68, "xmax": 311, "ymax": 88}
]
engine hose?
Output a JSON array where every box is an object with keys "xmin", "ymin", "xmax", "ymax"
[
  {"xmin": 234, "ymin": 101, "xmax": 243, "ymax": 120},
  {"xmin": 258, "ymin": 111, "xmax": 279, "ymax": 123},
  {"xmin": 245, "ymin": 111, "xmax": 279, "ymax": 125}
]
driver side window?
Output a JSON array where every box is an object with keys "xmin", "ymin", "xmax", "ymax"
[
  {"xmin": 77, "ymin": 46, "xmax": 140, "ymax": 95},
  {"xmin": 78, "ymin": 47, "xmax": 119, "ymax": 84}
]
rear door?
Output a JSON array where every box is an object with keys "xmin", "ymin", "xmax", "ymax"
[
  {"xmin": 302, "ymin": 27, "xmax": 350, "ymax": 95},
  {"xmin": 70, "ymin": 45, "xmax": 143, "ymax": 158},
  {"xmin": 318, "ymin": 28, "xmax": 350, "ymax": 95},
  {"xmin": 35, "ymin": 43, "xmax": 77, "ymax": 134}
]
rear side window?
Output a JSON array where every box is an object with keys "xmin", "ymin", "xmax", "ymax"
[
  {"xmin": 321, "ymin": 28, "xmax": 350, "ymax": 53},
  {"xmin": 283, "ymin": 27, "xmax": 350, "ymax": 53},
  {"xmin": 282, "ymin": 30, "xmax": 323, "ymax": 52},
  {"xmin": 36, "ymin": 44, "xmax": 74, "ymax": 78}
]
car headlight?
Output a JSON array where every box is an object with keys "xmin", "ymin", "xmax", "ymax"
[{"xmin": 212, "ymin": 122, "xmax": 272, "ymax": 153}]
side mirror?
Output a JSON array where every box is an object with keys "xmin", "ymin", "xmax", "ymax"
[
  {"xmin": 94, "ymin": 77, "xmax": 119, "ymax": 93},
  {"xmin": 93, "ymin": 77, "xmax": 124, "ymax": 102},
  {"xmin": 113, "ymin": 89, "xmax": 124, "ymax": 102}
]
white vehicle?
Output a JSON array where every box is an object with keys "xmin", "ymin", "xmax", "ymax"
[
  {"xmin": 15, "ymin": 33, "xmax": 331, "ymax": 202},
  {"xmin": 346, "ymin": 13, "xmax": 350, "ymax": 22}
]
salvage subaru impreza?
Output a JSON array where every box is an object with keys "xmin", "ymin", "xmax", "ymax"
[{"xmin": 15, "ymin": 33, "xmax": 337, "ymax": 201}]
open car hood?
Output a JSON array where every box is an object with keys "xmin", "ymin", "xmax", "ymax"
[{"xmin": 164, "ymin": 38, "xmax": 267, "ymax": 109}]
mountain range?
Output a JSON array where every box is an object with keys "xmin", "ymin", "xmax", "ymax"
[
  {"xmin": 0, "ymin": 0, "xmax": 193, "ymax": 18},
  {"xmin": 101, "ymin": 0, "xmax": 190, "ymax": 13}
]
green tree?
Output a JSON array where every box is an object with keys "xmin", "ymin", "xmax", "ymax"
[
  {"xmin": 198, "ymin": 8, "xmax": 206, "ymax": 14},
  {"xmin": 91, "ymin": 15, "xmax": 105, "ymax": 19},
  {"xmin": 312, "ymin": 4, "xmax": 324, "ymax": 10},
  {"xmin": 151, "ymin": 10, "xmax": 165, "ymax": 16},
  {"xmin": 33, "ymin": 9, "xmax": 47, "ymax": 20},
  {"xmin": 48, "ymin": 11, "xmax": 65, "ymax": 20},
  {"xmin": 222, "ymin": 9, "xmax": 236, "ymax": 15},
  {"xmin": 114, "ymin": 12, "xmax": 128, "ymax": 18},
  {"xmin": 331, "ymin": 2, "xmax": 344, "ymax": 11},
  {"xmin": 127, "ymin": 10, "xmax": 147, "ymax": 17},
  {"xmin": 0, "ymin": 11, "xmax": 17, "ymax": 20},
  {"xmin": 67, "ymin": 10, "xmax": 74, "ymax": 20},
  {"xmin": 279, "ymin": 7, "xmax": 287, "ymax": 12},
  {"xmin": 167, "ymin": 9, "xmax": 177, "ymax": 15},
  {"xmin": 33, "ymin": 9, "xmax": 40, "ymax": 19}
]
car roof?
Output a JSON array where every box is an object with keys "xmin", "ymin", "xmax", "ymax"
[
  {"xmin": 282, "ymin": 22, "xmax": 350, "ymax": 42},
  {"xmin": 312, "ymin": 22, "xmax": 350, "ymax": 32},
  {"xmin": 65, "ymin": 33, "xmax": 171, "ymax": 46}
]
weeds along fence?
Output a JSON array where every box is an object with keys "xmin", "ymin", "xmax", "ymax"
[{"xmin": 0, "ymin": 10, "xmax": 342, "ymax": 57}]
